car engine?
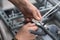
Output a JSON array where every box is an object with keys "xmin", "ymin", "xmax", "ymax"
[{"xmin": 0, "ymin": 0, "xmax": 60, "ymax": 40}]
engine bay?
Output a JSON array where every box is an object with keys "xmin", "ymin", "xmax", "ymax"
[{"xmin": 0, "ymin": 0, "xmax": 60, "ymax": 40}]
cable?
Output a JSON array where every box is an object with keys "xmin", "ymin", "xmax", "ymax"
[
  {"xmin": 43, "ymin": 2, "xmax": 60, "ymax": 18},
  {"xmin": 32, "ymin": 19, "xmax": 58, "ymax": 40}
]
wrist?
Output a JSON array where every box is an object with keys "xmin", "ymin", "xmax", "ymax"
[{"xmin": 15, "ymin": 34, "xmax": 24, "ymax": 40}]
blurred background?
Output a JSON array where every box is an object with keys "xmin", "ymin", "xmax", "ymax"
[{"xmin": 0, "ymin": 0, "xmax": 60, "ymax": 40}]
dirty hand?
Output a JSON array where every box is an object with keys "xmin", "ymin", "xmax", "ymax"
[
  {"xmin": 9, "ymin": 0, "xmax": 42, "ymax": 22},
  {"xmin": 15, "ymin": 23, "xmax": 38, "ymax": 40}
]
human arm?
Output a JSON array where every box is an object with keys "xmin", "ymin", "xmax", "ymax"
[{"xmin": 8, "ymin": 0, "xmax": 42, "ymax": 21}]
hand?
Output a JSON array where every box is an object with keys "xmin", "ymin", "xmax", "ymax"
[
  {"xmin": 20, "ymin": 0, "xmax": 42, "ymax": 22},
  {"xmin": 9, "ymin": 0, "xmax": 42, "ymax": 22},
  {"xmin": 15, "ymin": 23, "xmax": 38, "ymax": 40}
]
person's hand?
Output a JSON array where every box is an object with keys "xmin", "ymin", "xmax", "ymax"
[
  {"xmin": 15, "ymin": 23, "xmax": 38, "ymax": 40},
  {"xmin": 9, "ymin": 0, "xmax": 42, "ymax": 22},
  {"xmin": 22, "ymin": 6, "xmax": 42, "ymax": 22},
  {"xmin": 20, "ymin": 0, "xmax": 42, "ymax": 22}
]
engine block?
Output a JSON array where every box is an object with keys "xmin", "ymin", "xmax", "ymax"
[{"xmin": 0, "ymin": 0, "xmax": 60, "ymax": 40}]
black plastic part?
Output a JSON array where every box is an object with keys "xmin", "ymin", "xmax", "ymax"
[
  {"xmin": 30, "ymin": 28, "xmax": 46, "ymax": 36},
  {"xmin": 36, "ymin": 24, "xmax": 58, "ymax": 40}
]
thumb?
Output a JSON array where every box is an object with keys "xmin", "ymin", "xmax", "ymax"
[{"xmin": 33, "ymin": 10, "xmax": 42, "ymax": 21}]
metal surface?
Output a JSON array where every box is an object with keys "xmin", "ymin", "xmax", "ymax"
[
  {"xmin": 1, "ymin": 0, "xmax": 60, "ymax": 40},
  {"xmin": 0, "ymin": 0, "xmax": 2, "ymax": 11},
  {"xmin": 32, "ymin": 19, "xmax": 58, "ymax": 40},
  {"xmin": 0, "ymin": 32, "xmax": 3, "ymax": 40},
  {"xmin": 0, "ymin": 19, "xmax": 13, "ymax": 40},
  {"xmin": 42, "ymin": 2, "xmax": 60, "ymax": 18},
  {"xmin": 2, "ymin": 0, "xmax": 15, "ymax": 10}
]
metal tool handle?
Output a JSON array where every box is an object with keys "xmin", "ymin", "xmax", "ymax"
[{"xmin": 43, "ymin": 2, "xmax": 60, "ymax": 18}]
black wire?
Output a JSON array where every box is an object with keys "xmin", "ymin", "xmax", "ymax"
[{"xmin": 37, "ymin": 24, "xmax": 58, "ymax": 40}]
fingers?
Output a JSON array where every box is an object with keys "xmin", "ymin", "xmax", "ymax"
[
  {"xmin": 33, "ymin": 9, "xmax": 42, "ymax": 21},
  {"xmin": 25, "ymin": 23, "xmax": 38, "ymax": 31},
  {"xmin": 25, "ymin": 23, "xmax": 35, "ymax": 27},
  {"xmin": 37, "ymin": 10, "xmax": 42, "ymax": 20},
  {"xmin": 28, "ymin": 23, "xmax": 35, "ymax": 26},
  {"xmin": 29, "ymin": 25, "xmax": 38, "ymax": 31},
  {"xmin": 25, "ymin": 18, "xmax": 32, "ymax": 22}
]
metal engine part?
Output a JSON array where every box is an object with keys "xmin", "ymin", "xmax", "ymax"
[{"xmin": 1, "ymin": 0, "xmax": 60, "ymax": 40}]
